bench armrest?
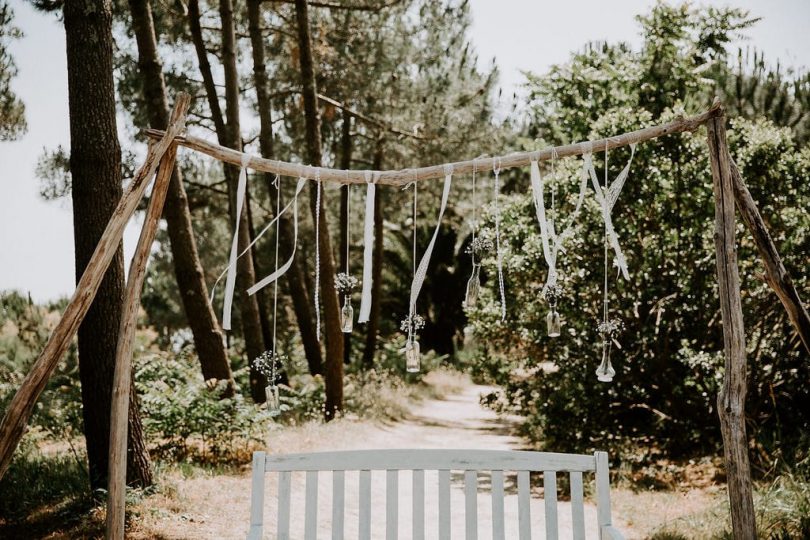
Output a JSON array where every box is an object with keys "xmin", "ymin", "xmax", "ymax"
[{"xmin": 602, "ymin": 525, "xmax": 625, "ymax": 540}]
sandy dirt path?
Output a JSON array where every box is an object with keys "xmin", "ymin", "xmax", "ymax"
[{"xmin": 138, "ymin": 379, "xmax": 629, "ymax": 539}]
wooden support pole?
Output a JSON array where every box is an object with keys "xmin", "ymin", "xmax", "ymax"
[
  {"xmin": 728, "ymin": 160, "xmax": 810, "ymax": 355},
  {"xmin": 144, "ymin": 102, "xmax": 722, "ymax": 186},
  {"xmin": 707, "ymin": 111, "xmax": 757, "ymax": 539},
  {"xmin": 0, "ymin": 94, "xmax": 191, "ymax": 481},
  {"xmin": 105, "ymin": 99, "xmax": 187, "ymax": 538}
]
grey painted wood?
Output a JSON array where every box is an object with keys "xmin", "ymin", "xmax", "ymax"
[
  {"xmin": 277, "ymin": 470, "xmax": 291, "ymax": 540},
  {"xmin": 386, "ymin": 470, "xmax": 398, "ymax": 540},
  {"xmin": 247, "ymin": 451, "xmax": 265, "ymax": 540},
  {"xmin": 595, "ymin": 452, "xmax": 612, "ymax": 532},
  {"xmin": 570, "ymin": 471, "xmax": 585, "ymax": 540},
  {"xmin": 518, "ymin": 471, "xmax": 531, "ymax": 540},
  {"xmin": 265, "ymin": 449, "xmax": 595, "ymax": 472},
  {"xmin": 359, "ymin": 470, "xmax": 371, "ymax": 540},
  {"xmin": 305, "ymin": 470, "xmax": 318, "ymax": 540},
  {"xmin": 491, "ymin": 470, "xmax": 505, "ymax": 540},
  {"xmin": 438, "ymin": 469, "xmax": 450, "ymax": 540},
  {"xmin": 332, "ymin": 470, "xmax": 344, "ymax": 540},
  {"xmin": 544, "ymin": 471, "xmax": 558, "ymax": 540},
  {"xmin": 412, "ymin": 470, "xmax": 425, "ymax": 540},
  {"xmin": 465, "ymin": 470, "xmax": 478, "ymax": 540}
]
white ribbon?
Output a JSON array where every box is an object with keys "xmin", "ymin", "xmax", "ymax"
[
  {"xmin": 210, "ymin": 177, "xmax": 307, "ymax": 302},
  {"xmin": 409, "ymin": 168, "xmax": 453, "ymax": 316},
  {"xmin": 530, "ymin": 159, "xmax": 552, "ymax": 271},
  {"xmin": 221, "ymin": 153, "xmax": 251, "ymax": 331},
  {"xmin": 358, "ymin": 171, "xmax": 376, "ymax": 323},
  {"xmin": 536, "ymin": 150, "xmax": 592, "ymax": 295},
  {"xmin": 493, "ymin": 161, "xmax": 506, "ymax": 321},
  {"xmin": 585, "ymin": 144, "xmax": 636, "ymax": 280},
  {"xmin": 247, "ymin": 178, "xmax": 308, "ymax": 295}
]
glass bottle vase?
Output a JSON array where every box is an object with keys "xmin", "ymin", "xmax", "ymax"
[
  {"xmin": 405, "ymin": 339, "xmax": 421, "ymax": 373},
  {"xmin": 340, "ymin": 295, "xmax": 354, "ymax": 333},
  {"xmin": 265, "ymin": 384, "xmax": 280, "ymax": 412},
  {"xmin": 546, "ymin": 308, "xmax": 561, "ymax": 337},
  {"xmin": 463, "ymin": 264, "xmax": 481, "ymax": 308},
  {"xmin": 595, "ymin": 340, "xmax": 616, "ymax": 382}
]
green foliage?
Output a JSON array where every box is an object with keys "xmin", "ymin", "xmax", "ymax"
[
  {"xmin": 0, "ymin": 0, "xmax": 26, "ymax": 141},
  {"xmin": 467, "ymin": 3, "xmax": 810, "ymax": 466}
]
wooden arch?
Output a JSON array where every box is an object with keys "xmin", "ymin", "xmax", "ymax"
[{"xmin": 0, "ymin": 93, "xmax": 807, "ymax": 539}]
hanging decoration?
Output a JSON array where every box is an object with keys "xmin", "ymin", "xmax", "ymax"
[
  {"xmin": 406, "ymin": 165, "xmax": 453, "ymax": 372},
  {"xmin": 336, "ymin": 180, "xmax": 358, "ymax": 333},
  {"xmin": 251, "ymin": 173, "xmax": 286, "ymax": 413},
  {"xmin": 358, "ymin": 171, "xmax": 376, "ymax": 323},
  {"xmin": 463, "ymin": 236, "xmax": 493, "ymax": 309},
  {"xmin": 314, "ymin": 171, "xmax": 322, "ymax": 341},
  {"xmin": 545, "ymin": 283, "xmax": 563, "ymax": 337},
  {"xmin": 591, "ymin": 142, "xmax": 636, "ymax": 382},
  {"xmin": 221, "ymin": 153, "xmax": 252, "ymax": 331},
  {"xmin": 463, "ymin": 161, "xmax": 481, "ymax": 309},
  {"xmin": 492, "ymin": 159, "xmax": 507, "ymax": 321}
]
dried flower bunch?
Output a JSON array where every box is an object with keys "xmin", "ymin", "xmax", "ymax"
[
  {"xmin": 597, "ymin": 318, "xmax": 625, "ymax": 338},
  {"xmin": 465, "ymin": 236, "xmax": 494, "ymax": 256},
  {"xmin": 400, "ymin": 313, "xmax": 426, "ymax": 333},
  {"xmin": 543, "ymin": 283, "xmax": 564, "ymax": 304},
  {"xmin": 252, "ymin": 350, "xmax": 286, "ymax": 383},
  {"xmin": 334, "ymin": 272, "xmax": 360, "ymax": 294}
]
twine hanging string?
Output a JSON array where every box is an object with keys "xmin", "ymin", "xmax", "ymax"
[
  {"xmin": 471, "ymin": 160, "xmax": 477, "ymax": 267},
  {"xmin": 345, "ymin": 171, "xmax": 351, "ymax": 275},
  {"xmin": 603, "ymin": 143, "xmax": 609, "ymax": 328},
  {"xmin": 493, "ymin": 158, "xmax": 506, "ymax": 321},
  {"xmin": 271, "ymin": 174, "xmax": 281, "ymax": 353},
  {"xmin": 314, "ymin": 170, "xmax": 322, "ymax": 341}
]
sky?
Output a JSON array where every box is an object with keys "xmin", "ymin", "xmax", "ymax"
[{"xmin": 0, "ymin": 0, "xmax": 808, "ymax": 302}]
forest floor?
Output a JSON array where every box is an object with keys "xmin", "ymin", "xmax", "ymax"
[{"xmin": 127, "ymin": 373, "xmax": 726, "ymax": 539}]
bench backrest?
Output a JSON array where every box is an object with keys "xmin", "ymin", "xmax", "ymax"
[{"xmin": 247, "ymin": 449, "xmax": 618, "ymax": 540}]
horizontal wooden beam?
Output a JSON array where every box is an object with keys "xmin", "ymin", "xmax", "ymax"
[{"xmin": 144, "ymin": 101, "xmax": 722, "ymax": 186}]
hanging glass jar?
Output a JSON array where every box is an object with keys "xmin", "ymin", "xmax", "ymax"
[
  {"xmin": 546, "ymin": 306, "xmax": 561, "ymax": 337},
  {"xmin": 463, "ymin": 263, "xmax": 481, "ymax": 308},
  {"xmin": 340, "ymin": 295, "xmax": 354, "ymax": 333},
  {"xmin": 405, "ymin": 339, "xmax": 421, "ymax": 373},
  {"xmin": 595, "ymin": 341, "xmax": 615, "ymax": 382},
  {"xmin": 265, "ymin": 384, "xmax": 280, "ymax": 411}
]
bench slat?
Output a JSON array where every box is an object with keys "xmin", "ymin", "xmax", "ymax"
[
  {"xmin": 386, "ymin": 470, "xmax": 398, "ymax": 540},
  {"xmin": 491, "ymin": 470, "xmax": 505, "ymax": 540},
  {"xmin": 248, "ymin": 452, "xmax": 265, "ymax": 540},
  {"xmin": 413, "ymin": 470, "xmax": 425, "ymax": 540},
  {"xmin": 544, "ymin": 471, "xmax": 558, "ymax": 540},
  {"xmin": 265, "ymin": 450, "xmax": 595, "ymax": 472},
  {"xmin": 465, "ymin": 470, "xmax": 478, "ymax": 540},
  {"xmin": 305, "ymin": 470, "xmax": 318, "ymax": 540},
  {"xmin": 277, "ymin": 470, "xmax": 291, "ymax": 540},
  {"xmin": 570, "ymin": 471, "xmax": 585, "ymax": 540},
  {"xmin": 332, "ymin": 470, "xmax": 345, "ymax": 540},
  {"xmin": 518, "ymin": 471, "xmax": 531, "ymax": 540},
  {"xmin": 359, "ymin": 470, "xmax": 371, "ymax": 540},
  {"xmin": 438, "ymin": 469, "xmax": 450, "ymax": 540},
  {"xmin": 595, "ymin": 451, "xmax": 612, "ymax": 529}
]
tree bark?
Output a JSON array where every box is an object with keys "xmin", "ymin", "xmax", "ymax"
[
  {"xmin": 707, "ymin": 112, "xmax": 757, "ymax": 539},
  {"xmin": 728, "ymin": 159, "xmax": 810, "ymax": 355},
  {"xmin": 339, "ymin": 109, "xmax": 353, "ymax": 364},
  {"xmin": 63, "ymin": 0, "xmax": 151, "ymax": 490},
  {"xmin": 294, "ymin": 0, "xmax": 344, "ymax": 419},
  {"xmin": 247, "ymin": 0, "xmax": 323, "ymax": 376},
  {"xmin": 218, "ymin": 0, "xmax": 268, "ymax": 402},
  {"xmin": 362, "ymin": 139, "xmax": 385, "ymax": 368},
  {"xmin": 128, "ymin": 0, "xmax": 235, "ymax": 395}
]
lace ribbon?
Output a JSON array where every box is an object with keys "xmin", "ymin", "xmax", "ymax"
[
  {"xmin": 247, "ymin": 178, "xmax": 308, "ymax": 295},
  {"xmin": 493, "ymin": 161, "xmax": 506, "ymax": 321},
  {"xmin": 585, "ymin": 143, "xmax": 636, "ymax": 280},
  {"xmin": 409, "ymin": 168, "xmax": 453, "ymax": 318},
  {"xmin": 358, "ymin": 171, "xmax": 376, "ymax": 323},
  {"xmin": 221, "ymin": 153, "xmax": 252, "ymax": 331}
]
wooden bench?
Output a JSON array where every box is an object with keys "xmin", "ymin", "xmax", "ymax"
[{"xmin": 247, "ymin": 449, "xmax": 624, "ymax": 540}]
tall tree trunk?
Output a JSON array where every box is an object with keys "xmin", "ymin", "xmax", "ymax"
[
  {"xmin": 339, "ymin": 110, "xmax": 353, "ymax": 365},
  {"xmin": 63, "ymin": 0, "xmax": 151, "ymax": 490},
  {"xmin": 363, "ymin": 140, "xmax": 385, "ymax": 368},
  {"xmin": 294, "ymin": 0, "xmax": 344, "ymax": 420},
  {"xmin": 247, "ymin": 0, "xmax": 323, "ymax": 376},
  {"xmin": 128, "ymin": 0, "xmax": 235, "ymax": 396},
  {"xmin": 219, "ymin": 0, "xmax": 267, "ymax": 402}
]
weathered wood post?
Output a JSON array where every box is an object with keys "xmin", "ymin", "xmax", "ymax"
[
  {"xmin": 105, "ymin": 94, "xmax": 189, "ymax": 540},
  {"xmin": 706, "ymin": 108, "xmax": 757, "ymax": 539},
  {"xmin": 0, "ymin": 95, "xmax": 191, "ymax": 480}
]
